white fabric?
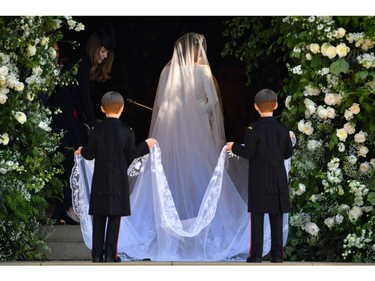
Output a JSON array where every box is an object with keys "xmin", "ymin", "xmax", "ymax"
[
  {"xmin": 70, "ymin": 33, "xmax": 290, "ymax": 261},
  {"xmin": 71, "ymin": 145, "xmax": 290, "ymax": 261}
]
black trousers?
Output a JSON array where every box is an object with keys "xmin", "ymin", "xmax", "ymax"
[
  {"xmin": 250, "ymin": 212, "xmax": 284, "ymax": 260},
  {"xmin": 92, "ymin": 215, "xmax": 121, "ymax": 261}
]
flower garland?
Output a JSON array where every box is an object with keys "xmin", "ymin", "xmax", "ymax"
[{"xmin": 0, "ymin": 16, "xmax": 84, "ymax": 261}]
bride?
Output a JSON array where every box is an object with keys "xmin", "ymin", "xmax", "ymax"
[{"xmin": 71, "ymin": 32, "xmax": 288, "ymax": 261}]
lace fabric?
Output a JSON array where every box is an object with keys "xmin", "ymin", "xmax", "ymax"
[{"xmin": 71, "ymin": 143, "xmax": 289, "ymax": 261}]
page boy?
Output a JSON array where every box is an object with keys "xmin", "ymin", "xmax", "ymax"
[
  {"xmin": 226, "ymin": 88, "xmax": 293, "ymax": 263},
  {"xmin": 75, "ymin": 91, "xmax": 156, "ymax": 262}
]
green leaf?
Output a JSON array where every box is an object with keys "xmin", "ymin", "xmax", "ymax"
[
  {"xmin": 330, "ymin": 58, "xmax": 350, "ymax": 75},
  {"xmin": 355, "ymin": 70, "xmax": 368, "ymax": 82},
  {"xmin": 367, "ymin": 192, "xmax": 375, "ymax": 205}
]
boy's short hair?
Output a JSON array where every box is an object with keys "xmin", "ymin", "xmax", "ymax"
[
  {"xmin": 254, "ymin": 89, "xmax": 277, "ymax": 112},
  {"xmin": 101, "ymin": 91, "xmax": 124, "ymax": 114}
]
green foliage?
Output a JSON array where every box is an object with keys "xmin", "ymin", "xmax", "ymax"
[
  {"xmin": 0, "ymin": 16, "xmax": 84, "ymax": 261},
  {"xmin": 222, "ymin": 17, "xmax": 284, "ymax": 85},
  {"xmin": 223, "ymin": 16, "xmax": 375, "ymax": 262}
]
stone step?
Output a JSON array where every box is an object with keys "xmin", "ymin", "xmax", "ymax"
[{"xmin": 40, "ymin": 225, "xmax": 91, "ymax": 261}]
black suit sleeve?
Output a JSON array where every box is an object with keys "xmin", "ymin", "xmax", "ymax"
[
  {"xmin": 81, "ymin": 131, "xmax": 97, "ymax": 160},
  {"xmin": 76, "ymin": 57, "xmax": 97, "ymax": 128},
  {"xmin": 124, "ymin": 131, "xmax": 150, "ymax": 164},
  {"xmin": 232, "ymin": 128, "xmax": 257, "ymax": 160}
]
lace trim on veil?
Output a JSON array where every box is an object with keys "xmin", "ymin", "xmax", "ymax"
[
  {"xmin": 151, "ymin": 143, "xmax": 227, "ymax": 237},
  {"xmin": 71, "ymin": 143, "xmax": 228, "ymax": 238}
]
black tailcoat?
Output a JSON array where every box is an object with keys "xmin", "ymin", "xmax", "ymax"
[
  {"xmin": 81, "ymin": 118, "xmax": 149, "ymax": 216},
  {"xmin": 232, "ymin": 117, "xmax": 293, "ymax": 214}
]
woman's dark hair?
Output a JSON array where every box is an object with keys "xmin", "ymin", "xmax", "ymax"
[{"xmin": 86, "ymin": 24, "xmax": 115, "ymax": 82}]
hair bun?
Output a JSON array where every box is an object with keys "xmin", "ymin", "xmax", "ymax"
[{"xmin": 97, "ymin": 23, "xmax": 116, "ymax": 51}]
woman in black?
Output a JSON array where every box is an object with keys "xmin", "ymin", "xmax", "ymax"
[{"xmin": 48, "ymin": 24, "xmax": 116, "ymax": 224}]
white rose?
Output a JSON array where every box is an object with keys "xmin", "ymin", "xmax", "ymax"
[
  {"xmin": 338, "ymin": 142, "xmax": 345, "ymax": 152},
  {"xmin": 0, "ymin": 88, "xmax": 9, "ymax": 95},
  {"xmin": 48, "ymin": 47, "xmax": 57, "ymax": 60},
  {"xmin": 32, "ymin": 66, "xmax": 43, "ymax": 76},
  {"xmin": 324, "ymin": 217, "xmax": 335, "ymax": 228},
  {"xmin": 344, "ymin": 109, "xmax": 353, "ymax": 121},
  {"xmin": 0, "ymin": 93, "xmax": 8, "ymax": 104},
  {"xmin": 54, "ymin": 19, "xmax": 62, "ymax": 29},
  {"xmin": 354, "ymin": 131, "xmax": 366, "ymax": 143},
  {"xmin": 344, "ymin": 123, "xmax": 356, "ymax": 135},
  {"xmin": 326, "ymin": 107, "xmax": 336, "ymax": 119},
  {"xmin": 324, "ymin": 93, "xmax": 337, "ymax": 106},
  {"xmin": 25, "ymin": 76, "xmax": 35, "ymax": 84},
  {"xmin": 335, "ymin": 214, "xmax": 344, "ymax": 224},
  {"xmin": 336, "ymin": 128, "xmax": 348, "ymax": 142},
  {"xmin": 347, "ymin": 155, "xmax": 357, "ymax": 165},
  {"xmin": 296, "ymin": 183, "xmax": 306, "ymax": 196},
  {"xmin": 27, "ymin": 44, "xmax": 37, "ymax": 57},
  {"xmin": 14, "ymin": 111, "xmax": 27, "ymax": 124},
  {"xmin": 0, "ymin": 65, "xmax": 9, "ymax": 76},
  {"xmin": 298, "ymin": 120, "xmax": 305, "ymax": 133},
  {"xmin": 358, "ymin": 145, "xmax": 369, "ymax": 157},
  {"xmin": 321, "ymin": 42, "xmax": 330, "ymax": 56},
  {"xmin": 0, "ymin": 133, "xmax": 9, "ymax": 145},
  {"xmin": 349, "ymin": 103, "xmax": 360, "ymax": 114},
  {"xmin": 336, "ymin": 43, "xmax": 350, "ymax": 58},
  {"xmin": 361, "ymin": 39, "xmax": 374, "ymax": 51},
  {"xmin": 317, "ymin": 105, "xmax": 328, "ymax": 119},
  {"xmin": 370, "ymin": 158, "xmax": 375, "ymax": 168},
  {"xmin": 303, "ymin": 121, "xmax": 314, "ymax": 135},
  {"xmin": 326, "ymin": 46, "xmax": 337, "ymax": 59},
  {"xmin": 359, "ymin": 162, "xmax": 370, "ymax": 174},
  {"xmin": 337, "ymin": 27, "xmax": 346, "ymax": 38},
  {"xmin": 14, "ymin": 81, "xmax": 24, "ymax": 92},
  {"xmin": 0, "ymin": 75, "xmax": 6, "ymax": 85},
  {"xmin": 348, "ymin": 206, "xmax": 363, "ymax": 222},
  {"xmin": 75, "ymin": 22, "xmax": 85, "ymax": 32},
  {"xmin": 41, "ymin": 36, "xmax": 49, "ymax": 46},
  {"xmin": 309, "ymin": 43, "xmax": 320, "ymax": 54},
  {"xmin": 67, "ymin": 19, "xmax": 77, "ymax": 30},
  {"xmin": 306, "ymin": 53, "xmax": 312, "ymax": 60},
  {"xmin": 7, "ymin": 76, "xmax": 17, "ymax": 88},
  {"xmin": 304, "ymin": 98, "xmax": 316, "ymax": 116},
  {"xmin": 305, "ymin": 222, "xmax": 320, "ymax": 236}
]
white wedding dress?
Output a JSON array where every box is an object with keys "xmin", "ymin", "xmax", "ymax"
[{"xmin": 70, "ymin": 33, "xmax": 290, "ymax": 261}]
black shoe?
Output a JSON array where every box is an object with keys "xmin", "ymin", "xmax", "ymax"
[
  {"xmin": 105, "ymin": 256, "xmax": 121, "ymax": 262},
  {"xmin": 271, "ymin": 258, "xmax": 283, "ymax": 263},
  {"xmin": 246, "ymin": 256, "xmax": 262, "ymax": 263},
  {"xmin": 92, "ymin": 257, "xmax": 104, "ymax": 263}
]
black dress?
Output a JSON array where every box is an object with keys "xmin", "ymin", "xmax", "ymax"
[{"xmin": 47, "ymin": 54, "xmax": 97, "ymax": 217}]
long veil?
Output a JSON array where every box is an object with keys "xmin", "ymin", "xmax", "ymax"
[{"xmin": 70, "ymin": 33, "xmax": 289, "ymax": 261}]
